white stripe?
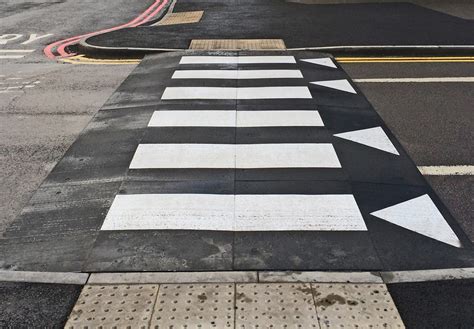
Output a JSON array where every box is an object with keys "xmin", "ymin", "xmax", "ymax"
[
  {"xmin": 354, "ymin": 77, "xmax": 474, "ymax": 83},
  {"xmin": 161, "ymin": 87, "xmax": 312, "ymax": 100},
  {"xmin": 101, "ymin": 194, "xmax": 234, "ymax": 231},
  {"xmin": 0, "ymin": 55, "xmax": 25, "ymax": 59},
  {"xmin": 237, "ymin": 110, "xmax": 323, "ymax": 127},
  {"xmin": 148, "ymin": 110, "xmax": 324, "ymax": 127},
  {"xmin": 130, "ymin": 143, "xmax": 341, "ymax": 169},
  {"xmin": 179, "ymin": 56, "xmax": 296, "ymax": 64},
  {"xmin": 172, "ymin": 70, "xmax": 303, "ymax": 79},
  {"xmin": 235, "ymin": 195, "xmax": 366, "ymax": 231},
  {"xmin": 130, "ymin": 144, "xmax": 235, "ymax": 169},
  {"xmin": 101, "ymin": 194, "xmax": 366, "ymax": 231},
  {"xmin": 236, "ymin": 143, "xmax": 341, "ymax": 168},
  {"xmin": 418, "ymin": 165, "xmax": 474, "ymax": 176},
  {"xmin": 148, "ymin": 110, "xmax": 236, "ymax": 127},
  {"xmin": 88, "ymin": 272, "xmax": 258, "ymax": 284},
  {"xmin": 0, "ymin": 49, "xmax": 34, "ymax": 53}
]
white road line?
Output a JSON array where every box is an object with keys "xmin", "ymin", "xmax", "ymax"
[
  {"xmin": 172, "ymin": 70, "xmax": 303, "ymax": 79},
  {"xmin": 353, "ymin": 77, "xmax": 474, "ymax": 83},
  {"xmin": 0, "ymin": 49, "xmax": 34, "ymax": 53},
  {"xmin": 418, "ymin": 165, "xmax": 474, "ymax": 176},
  {"xmin": 0, "ymin": 55, "xmax": 25, "ymax": 59},
  {"xmin": 161, "ymin": 87, "xmax": 312, "ymax": 100},
  {"xmin": 130, "ymin": 144, "xmax": 235, "ymax": 169},
  {"xmin": 179, "ymin": 56, "xmax": 296, "ymax": 64},
  {"xmin": 148, "ymin": 110, "xmax": 324, "ymax": 127},
  {"xmin": 236, "ymin": 143, "xmax": 341, "ymax": 168},
  {"xmin": 101, "ymin": 194, "xmax": 366, "ymax": 231},
  {"xmin": 89, "ymin": 272, "xmax": 258, "ymax": 284},
  {"xmin": 129, "ymin": 143, "xmax": 341, "ymax": 169},
  {"xmin": 237, "ymin": 110, "xmax": 324, "ymax": 127},
  {"xmin": 148, "ymin": 110, "xmax": 236, "ymax": 127},
  {"xmin": 235, "ymin": 195, "xmax": 367, "ymax": 231}
]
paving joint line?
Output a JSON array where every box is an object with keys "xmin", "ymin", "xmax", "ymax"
[{"xmin": 2, "ymin": 269, "xmax": 474, "ymax": 285}]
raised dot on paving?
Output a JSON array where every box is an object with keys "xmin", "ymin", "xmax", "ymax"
[
  {"xmin": 150, "ymin": 283, "xmax": 234, "ymax": 328},
  {"xmin": 65, "ymin": 284, "xmax": 159, "ymax": 328},
  {"xmin": 313, "ymin": 283, "xmax": 405, "ymax": 328},
  {"xmin": 235, "ymin": 283, "xmax": 320, "ymax": 328}
]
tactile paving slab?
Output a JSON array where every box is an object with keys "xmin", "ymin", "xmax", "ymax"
[
  {"xmin": 235, "ymin": 283, "xmax": 320, "ymax": 328},
  {"xmin": 313, "ymin": 283, "xmax": 405, "ymax": 328},
  {"xmin": 189, "ymin": 39, "xmax": 286, "ymax": 50},
  {"xmin": 157, "ymin": 11, "xmax": 204, "ymax": 25},
  {"xmin": 150, "ymin": 283, "xmax": 234, "ymax": 328},
  {"xmin": 65, "ymin": 284, "xmax": 159, "ymax": 328}
]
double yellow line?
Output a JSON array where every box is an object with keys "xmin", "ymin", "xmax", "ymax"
[
  {"xmin": 61, "ymin": 55, "xmax": 474, "ymax": 65},
  {"xmin": 60, "ymin": 55, "xmax": 141, "ymax": 65},
  {"xmin": 336, "ymin": 56, "xmax": 474, "ymax": 63}
]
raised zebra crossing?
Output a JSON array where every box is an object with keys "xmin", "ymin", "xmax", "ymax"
[{"xmin": 1, "ymin": 51, "xmax": 473, "ymax": 272}]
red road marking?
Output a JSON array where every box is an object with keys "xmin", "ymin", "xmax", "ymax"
[{"xmin": 44, "ymin": 0, "xmax": 169, "ymax": 59}]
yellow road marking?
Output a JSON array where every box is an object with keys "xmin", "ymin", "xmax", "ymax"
[{"xmin": 60, "ymin": 55, "xmax": 141, "ymax": 65}]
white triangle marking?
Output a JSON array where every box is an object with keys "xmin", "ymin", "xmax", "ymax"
[
  {"xmin": 371, "ymin": 194, "xmax": 462, "ymax": 248},
  {"xmin": 310, "ymin": 79, "xmax": 357, "ymax": 94},
  {"xmin": 334, "ymin": 126, "xmax": 399, "ymax": 155},
  {"xmin": 301, "ymin": 58, "xmax": 337, "ymax": 68}
]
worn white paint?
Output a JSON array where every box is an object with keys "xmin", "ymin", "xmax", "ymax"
[
  {"xmin": 89, "ymin": 272, "xmax": 258, "ymax": 284},
  {"xmin": 301, "ymin": 58, "xmax": 337, "ymax": 68},
  {"xmin": 418, "ymin": 165, "xmax": 474, "ymax": 176},
  {"xmin": 310, "ymin": 79, "xmax": 357, "ymax": 94},
  {"xmin": 129, "ymin": 144, "xmax": 235, "ymax": 169},
  {"xmin": 371, "ymin": 194, "xmax": 462, "ymax": 248},
  {"xmin": 334, "ymin": 126, "xmax": 399, "ymax": 155},
  {"xmin": 148, "ymin": 110, "xmax": 236, "ymax": 127},
  {"xmin": 21, "ymin": 33, "xmax": 54, "ymax": 45},
  {"xmin": 353, "ymin": 77, "xmax": 474, "ymax": 83},
  {"xmin": 161, "ymin": 87, "xmax": 312, "ymax": 100},
  {"xmin": 101, "ymin": 194, "xmax": 366, "ymax": 231},
  {"xmin": 179, "ymin": 56, "xmax": 296, "ymax": 64},
  {"xmin": 236, "ymin": 143, "xmax": 341, "ymax": 168},
  {"xmin": 0, "ymin": 55, "xmax": 26, "ymax": 59},
  {"xmin": 237, "ymin": 110, "xmax": 324, "ymax": 127},
  {"xmin": 0, "ymin": 49, "xmax": 35, "ymax": 53},
  {"xmin": 101, "ymin": 194, "xmax": 235, "ymax": 231},
  {"xmin": 0, "ymin": 34, "xmax": 23, "ymax": 45},
  {"xmin": 130, "ymin": 143, "xmax": 341, "ymax": 169},
  {"xmin": 148, "ymin": 110, "xmax": 323, "ymax": 127},
  {"xmin": 172, "ymin": 70, "xmax": 303, "ymax": 79},
  {"xmin": 235, "ymin": 195, "xmax": 367, "ymax": 231}
]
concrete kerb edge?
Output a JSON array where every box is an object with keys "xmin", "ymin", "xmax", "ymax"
[
  {"xmin": 77, "ymin": 39, "xmax": 474, "ymax": 58},
  {"xmin": 2, "ymin": 269, "xmax": 474, "ymax": 285}
]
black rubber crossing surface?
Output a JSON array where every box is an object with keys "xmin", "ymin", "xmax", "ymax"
[{"xmin": 0, "ymin": 51, "xmax": 473, "ymax": 272}]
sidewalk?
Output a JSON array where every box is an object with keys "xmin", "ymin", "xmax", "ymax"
[
  {"xmin": 2, "ymin": 269, "xmax": 474, "ymax": 328},
  {"xmin": 80, "ymin": 0, "xmax": 474, "ymax": 56}
]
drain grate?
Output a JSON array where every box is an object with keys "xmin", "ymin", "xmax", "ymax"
[
  {"xmin": 65, "ymin": 284, "xmax": 159, "ymax": 328},
  {"xmin": 313, "ymin": 284, "xmax": 405, "ymax": 328},
  {"xmin": 157, "ymin": 11, "xmax": 204, "ymax": 25},
  {"xmin": 236, "ymin": 283, "xmax": 320, "ymax": 328},
  {"xmin": 150, "ymin": 284, "xmax": 234, "ymax": 328},
  {"xmin": 189, "ymin": 39, "xmax": 286, "ymax": 50}
]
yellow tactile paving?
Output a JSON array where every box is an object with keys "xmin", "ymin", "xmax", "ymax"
[
  {"xmin": 157, "ymin": 11, "xmax": 204, "ymax": 25},
  {"xmin": 189, "ymin": 39, "xmax": 286, "ymax": 50}
]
